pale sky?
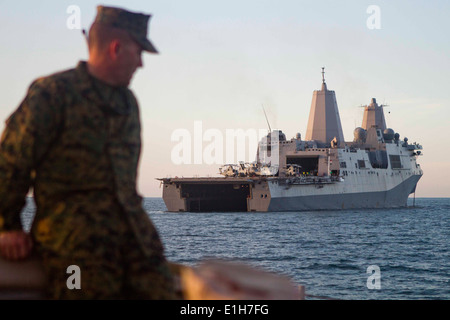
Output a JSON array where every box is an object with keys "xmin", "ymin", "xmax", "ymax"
[{"xmin": 0, "ymin": 0, "xmax": 449, "ymax": 197}]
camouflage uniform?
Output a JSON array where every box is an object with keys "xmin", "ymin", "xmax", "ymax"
[{"xmin": 0, "ymin": 60, "xmax": 178, "ymax": 299}]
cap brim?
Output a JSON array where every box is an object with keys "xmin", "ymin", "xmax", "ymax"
[{"xmin": 140, "ymin": 38, "xmax": 159, "ymax": 54}]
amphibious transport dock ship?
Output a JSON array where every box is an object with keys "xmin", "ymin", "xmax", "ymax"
[{"xmin": 159, "ymin": 71, "xmax": 423, "ymax": 212}]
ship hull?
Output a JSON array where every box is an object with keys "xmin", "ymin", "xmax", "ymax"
[
  {"xmin": 160, "ymin": 174, "xmax": 422, "ymax": 212},
  {"xmin": 268, "ymin": 174, "xmax": 421, "ymax": 211}
]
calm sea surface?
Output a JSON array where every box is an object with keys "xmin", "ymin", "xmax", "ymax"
[{"xmin": 22, "ymin": 197, "xmax": 449, "ymax": 300}]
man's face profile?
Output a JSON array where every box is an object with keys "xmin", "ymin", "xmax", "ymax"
[{"xmin": 113, "ymin": 37, "xmax": 144, "ymax": 87}]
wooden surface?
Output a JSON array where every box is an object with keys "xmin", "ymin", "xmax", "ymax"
[
  {"xmin": 0, "ymin": 256, "xmax": 46, "ymax": 299},
  {"xmin": 178, "ymin": 259, "xmax": 305, "ymax": 300},
  {"xmin": 0, "ymin": 257, "xmax": 305, "ymax": 300}
]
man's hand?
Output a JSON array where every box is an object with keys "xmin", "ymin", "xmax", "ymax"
[{"xmin": 0, "ymin": 231, "xmax": 33, "ymax": 261}]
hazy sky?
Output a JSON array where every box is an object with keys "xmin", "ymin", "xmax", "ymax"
[{"xmin": 1, "ymin": 0, "xmax": 449, "ymax": 197}]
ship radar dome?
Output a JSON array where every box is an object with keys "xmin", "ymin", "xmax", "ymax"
[
  {"xmin": 353, "ymin": 127, "xmax": 367, "ymax": 143},
  {"xmin": 383, "ymin": 128, "xmax": 395, "ymax": 142}
]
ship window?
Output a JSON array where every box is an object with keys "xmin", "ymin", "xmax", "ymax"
[
  {"xmin": 340, "ymin": 162, "xmax": 347, "ymax": 168},
  {"xmin": 358, "ymin": 160, "xmax": 366, "ymax": 168},
  {"xmin": 389, "ymin": 155, "xmax": 402, "ymax": 169}
]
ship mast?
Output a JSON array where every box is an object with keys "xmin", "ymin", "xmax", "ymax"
[
  {"xmin": 262, "ymin": 105, "xmax": 272, "ymax": 133},
  {"xmin": 305, "ymin": 67, "xmax": 344, "ymax": 145}
]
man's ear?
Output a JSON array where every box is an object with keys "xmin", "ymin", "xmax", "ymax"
[{"xmin": 109, "ymin": 40, "xmax": 121, "ymax": 61}]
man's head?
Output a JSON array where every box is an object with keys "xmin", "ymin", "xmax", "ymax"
[{"xmin": 87, "ymin": 6, "xmax": 158, "ymax": 87}]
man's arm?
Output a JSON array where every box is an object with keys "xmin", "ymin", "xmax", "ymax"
[{"xmin": 0, "ymin": 80, "xmax": 63, "ymax": 260}]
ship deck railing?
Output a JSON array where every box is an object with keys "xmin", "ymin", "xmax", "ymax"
[{"xmin": 279, "ymin": 175, "xmax": 342, "ymax": 185}]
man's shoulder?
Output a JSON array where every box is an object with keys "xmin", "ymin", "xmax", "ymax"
[
  {"xmin": 30, "ymin": 66, "xmax": 78, "ymax": 92},
  {"xmin": 20, "ymin": 64, "xmax": 84, "ymax": 114}
]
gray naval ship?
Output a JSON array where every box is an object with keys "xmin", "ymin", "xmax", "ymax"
[{"xmin": 159, "ymin": 70, "xmax": 423, "ymax": 212}]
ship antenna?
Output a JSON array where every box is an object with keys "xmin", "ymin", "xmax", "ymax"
[
  {"xmin": 322, "ymin": 67, "xmax": 325, "ymax": 84},
  {"xmin": 262, "ymin": 105, "xmax": 272, "ymax": 133}
]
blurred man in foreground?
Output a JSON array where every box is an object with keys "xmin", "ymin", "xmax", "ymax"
[{"xmin": 0, "ymin": 6, "xmax": 178, "ymax": 299}]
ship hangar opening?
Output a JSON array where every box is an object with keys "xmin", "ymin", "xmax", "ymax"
[
  {"xmin": 181, "ymin": 183, "xmax": 251, "ymax": 212},
  {"xmin": 286, "ymin": 156, "xmax": 319, "ymax": 175}
]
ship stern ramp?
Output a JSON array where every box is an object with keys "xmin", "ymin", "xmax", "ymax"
[{"xmin": 160, "ymin": 177, "xmax": 271, "ymax": 212}]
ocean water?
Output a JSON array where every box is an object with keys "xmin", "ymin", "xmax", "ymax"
[{"xmin": 21, "ymin": 197, "xmax": 449, "ymax": 300}]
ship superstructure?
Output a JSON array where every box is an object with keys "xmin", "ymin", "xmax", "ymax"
[{"xmin": 159, "ymin": 70, "xmax": 423, "ymax": 212}]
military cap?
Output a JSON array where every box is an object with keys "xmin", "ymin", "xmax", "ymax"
[{"xmin": 94, "ymin": 5, "xmax": 158, "ymax": 53}]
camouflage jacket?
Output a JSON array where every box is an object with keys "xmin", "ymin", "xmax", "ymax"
[{"xmin": 0, "ymin": 61, "xmax": 165, "ymax": 260}]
